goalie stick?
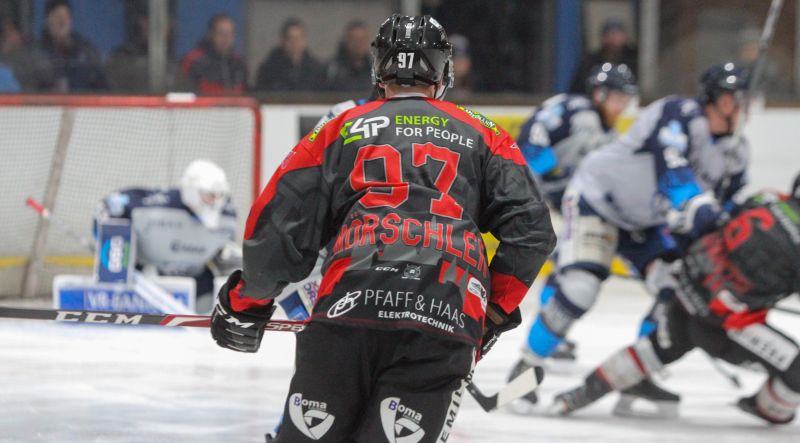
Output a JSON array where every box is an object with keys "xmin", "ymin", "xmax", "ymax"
[{"xmin": 0, "ymin": 305, "xmax": 541, "ymax": 412}]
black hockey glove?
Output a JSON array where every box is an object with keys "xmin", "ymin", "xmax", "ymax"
[
  {"xmin": 211, "ymin": 270, "xmax": 276, "ymax": 353},
  {"xmin": 479, "ymin": 303, "xmax": 521, "ymax": 360}
]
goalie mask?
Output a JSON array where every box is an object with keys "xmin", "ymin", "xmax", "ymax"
[
  {"xmin": 371, "ymin": 14, "xmax": 453, "ymax": 99},
  {"xmin": 180, "ymin": 159, "xmax": 230, "ymax": 229}
]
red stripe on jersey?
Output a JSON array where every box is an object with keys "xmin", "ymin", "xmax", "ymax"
[
  {"xmin": 318, "ymin": 256, "xmax": 353, "ymax": 299},
  {"xmin": 489, "ymin": 271, "xmax": 530, "ymax": 314},
  {"xmin": 438, "ymin": 259, "xmax": 451, "ymax": 284},
  {"xmin": 426, "ymin": 100, "xmax": 526, "ymax": 166},
  {"xmin": 244, "ymin": 99, "xmax": 386, "ymax": 239},
  {"xmin": 229, "ymin": 279, "xmax": 273, "ymax": 312}
]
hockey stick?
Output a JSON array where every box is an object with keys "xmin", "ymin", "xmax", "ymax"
[
  {"xmin": 775, "ymin": 305, "xmax": 800, "ymax": 316},
  {"xmin": 0, "ymin": 305, "xmax": 538, "ymax": 412},
  {"xmin": 0, "ymin": 306, "xmax": 306, "ymax": 331},
  {"xmin": 466, "ymin": 366, "xmax": 545, "ymax": 412},
  {"xmin": 731, "ymin": 0, "xmax": 784, "ymax": 145},
  {"xmin": 25, "ymin": 197, "xmax": 192, "ymax": 315},
  {"xmin": 704, "ymin": 353, "xmax": 742, "ymax": 388}
]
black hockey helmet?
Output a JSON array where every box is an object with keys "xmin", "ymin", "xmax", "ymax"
[
  {"xmin": 585, "ymin": 63, "xmax": 638, "ymax": 96},
  {"xmin": 699, "ymin": 62, "xmax": 750, "ymax": 104},
  {"xmin": 371, "ymin": 14, "xmax": 453, "ymax": 99}
]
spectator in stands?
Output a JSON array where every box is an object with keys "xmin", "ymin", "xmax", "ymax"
[
  {"xmin": 255, "ymin": 17, "xmax": 323, "ymax": 91},
  {"xmin": 448, "ymin": 33, "xmax": 473, "ymax": 99},
  {"xmin": 0, "ymin": 60, "xmax": 19, "ymax": 92},
  {"xmin": 0, "ymin": 13, "xmax": 53, "ymax": 91},
  {"xmin": 181, "ymin": 14, "xmax": 247, "ymax": 94},
  {"xmin": 569, "ymin": 18, "xmax": 637, "ymax": 93},
  {"xmin": 106, "ymin": 3, "xmax": 179, "ymax": 92},
  {"xmin": 324, "ymin": 20, "xmax": 372, "ymax": 91},
  {"xmin": 38, "ymin": 0, "xmax": 108, "ymax": 91}
]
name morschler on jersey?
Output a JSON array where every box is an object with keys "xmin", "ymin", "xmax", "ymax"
[{"xmin": 231, "ymin": 96, "xmax": 556, "ymax": 346}]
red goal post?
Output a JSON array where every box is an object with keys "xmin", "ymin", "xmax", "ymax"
[{"xmin": 0, "ymin": 94, "xmax": 262, "ymax": 297}]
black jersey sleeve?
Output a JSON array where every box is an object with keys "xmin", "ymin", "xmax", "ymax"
[{"xmin": 479, "ymin": 127, "xmax": 557, "ymax": 314}]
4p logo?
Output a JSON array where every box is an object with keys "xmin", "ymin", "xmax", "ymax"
[
  {"xmin": 288, "ymin": 393, "xmax": 336, "ymax": 440},
  {"xmin": 341, "ymin": 116, "xmax": 390, "ymax": 145},
  {"xmin": 380, "ymin": 397, "xmax": 425, "ymax": 443}
]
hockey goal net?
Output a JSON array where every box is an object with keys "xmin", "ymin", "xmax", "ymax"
[{"xmin": 0, "ymin": 95, "xmax": 261, "ymax": 298}]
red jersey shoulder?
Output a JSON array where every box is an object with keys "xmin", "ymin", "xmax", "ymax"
[
  {"xmin": 304, "ymin": 99, "xmax": 387, "ymax": 149},
  {"xmin": 429, "ymin": 100, "xmax": 524, "ymax": 165}
]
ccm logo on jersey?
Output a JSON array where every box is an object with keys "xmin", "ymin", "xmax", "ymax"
[{"xmin": 327, "ymin": 291, "xmax": 362, "ymax": 318}]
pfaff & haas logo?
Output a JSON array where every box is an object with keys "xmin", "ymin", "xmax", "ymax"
[
  {"xmin": 402, "ymin": 264, "xmax": 421, "ymax": 280},
  {"xmin": 288, "ymin": 393, "xmax": 336, "ymax": 440},
  {"xmin": 380, "ymin": 397, "xmax": 425, "ymax": 443}
]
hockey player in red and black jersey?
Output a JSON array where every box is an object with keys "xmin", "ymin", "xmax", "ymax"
[
  {"xmin": 552, "ymin": 174, "xmax": 800, "ymax": 425},
  {"xmin": 210, "ymin": 14, "xmax": 555, "ymax": 442}
]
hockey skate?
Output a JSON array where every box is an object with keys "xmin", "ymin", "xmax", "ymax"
[
  {"xmin": 613, "ymin": 378, "xmax": 680, "ymax": 419},
  {"xmin": 737, "ymin": 394, "xmax": 795, "ymax": 425},
  {"xmin": 551, "ymin": 372, "xmax": 611, "ymax": 415},
  {"xmin": 551, "ymin": 338, "xmax": 578, "ymax": 362}
]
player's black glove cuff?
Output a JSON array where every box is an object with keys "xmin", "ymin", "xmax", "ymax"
[
  {"xmin": 211, "ymin": 270, "xmax": 275, "ymax": 353},
  {"xmin": 479, "ymin": 303, "xmax": 521, "ymax": 360}
]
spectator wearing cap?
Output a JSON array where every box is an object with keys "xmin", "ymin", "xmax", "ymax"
[
  {"xmin": 181, "ymin": 14, "xmax": 247, "ymax": 94},
  {"xmin": 324, "ymin": 20, "xmax": 373, "ymax": 92},
  {"xmin": 37, "ymin": 0, "xmax": 108, "ymax": 91},
  {"xmin": 255, "ymin": 17, "xmax": 324, "ymax": 91},
  {"xmin": 569, "ymin": 18, "xmax": 637, "ymax": 93}
]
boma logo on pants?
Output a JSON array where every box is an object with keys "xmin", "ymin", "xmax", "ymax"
[
  {"xmin": 288, "ymin": 393, "xmax": 336, "ymax": 440},
  {"xmin": 380, "ymin": 397, "xmax": 425, "ymax": 443}
]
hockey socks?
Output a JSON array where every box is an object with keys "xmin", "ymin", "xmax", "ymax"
[
  {"xmin": 552, "ymin": 338, "xmax": 668, "ymax": 415},
  {"xmin": 738, "ymin": 377, "xmax": 800, "ymax": 424}
]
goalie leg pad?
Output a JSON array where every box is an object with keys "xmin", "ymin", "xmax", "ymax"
[{"xmin": 527, "ymin": 268, "xmax": 602, "ymax": 358}]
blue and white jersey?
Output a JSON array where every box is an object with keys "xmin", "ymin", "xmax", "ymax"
[
  {"xmin": 95, "ymin": 188, "xmax": 238, "ymax": 277},
  {"xmin": 517, "ymin": 94, "xmax": 614, "ymax": 206},
  {"xmin": 570, "ymin": 96, "xmax": 749, "ymax": 231}
]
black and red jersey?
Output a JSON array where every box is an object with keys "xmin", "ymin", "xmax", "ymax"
[
  {"xmin": 230, "ymin": 95, "xmax": 556, "ymax": 345},
  {"xmin": 678, "ymin": 192, "xmax": 800, "ymax": 314}
]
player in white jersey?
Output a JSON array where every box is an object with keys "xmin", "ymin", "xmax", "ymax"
[
  {"xmin": 517, "ymin": 63, "xmax": 637, "ymax": 361},
  {"xmin": 94, "ymin": 159, "xmax": 240, "ymax": 312},
  {"xmin": 510, "ymin": 62, "xmax": 751, "ymax": 412}
]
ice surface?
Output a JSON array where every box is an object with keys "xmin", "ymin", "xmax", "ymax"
[{"xmin": 1, "ymin": 277, "xmax": 799, "ymax": 442}]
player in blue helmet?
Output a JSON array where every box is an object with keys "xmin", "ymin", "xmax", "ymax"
[
  {"xmin": 516, "ymin": 63, "xmax": 637, "ymax": 362},
  {"xmin": 518, "ymin": 62, "xmax": 637, "ymax": 208},
  {"xmin": 509, "ymin": 62, "xmax": 751, "ymax": 415}
]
